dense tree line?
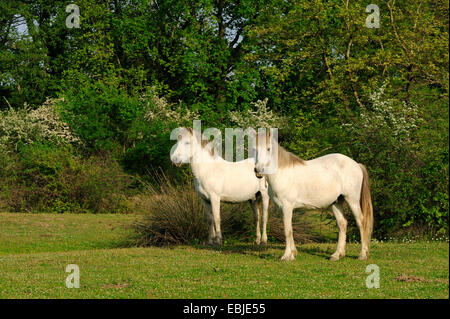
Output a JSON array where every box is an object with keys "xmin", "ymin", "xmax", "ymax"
[{"xmin": 0, "ymin": 0, "xmax": 448, "ymax": 237}]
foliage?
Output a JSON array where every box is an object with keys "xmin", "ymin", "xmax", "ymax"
[
  {"xmin": 0, "ymin": 107, "xmax": 41, "ymax": 152},
  {"xmin": 344, "ymin": 82, "xmax": 421, "ymax": 142},
  {"xmin": 343, "ymin": 84, "xmax": 448, "ymax": 236},
  {"xmin": 142, "ymin": 91, "xmax": 199, "ymax": 124},
  {"xmin": 229, "ymin": 98, "xmax": 288, "ymax": 129},
  {"xmin": 0, "ymin": 98, "xmax": 80, "ymax": 152},
  {"xmin": 0, "ymin": 143, "xmax": 132, "ymax": 213},
  {"xmin": 59, "ymin": 81, "xmax": 142, "ymax": 153}
]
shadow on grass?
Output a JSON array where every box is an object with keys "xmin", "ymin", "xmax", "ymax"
[
  {"xmin": 190, "ymin": 241, "xmax": 363, "ymax": 261},
  {"xmin": 189, "ymin": 241, "xmax": 353, "ymax": 261},
  {"xmin": 127, "ymin": 223, "xmax": 343, "ymax": 261},
  {"xmin": 187, "ymin": 242, "xmax": 282, "ymax": 260},
  {"xmin": 299, "ymin": 245, "xmax": 360, "ymax": 260}
]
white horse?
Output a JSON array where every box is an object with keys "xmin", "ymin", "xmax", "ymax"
[
  {"xmin": 255, "ymin": 131, "xmax": 373, "ymax": 261},
  {"xmin": 170, "ymin": 127, "xmax": 270, "ymax": 245}
]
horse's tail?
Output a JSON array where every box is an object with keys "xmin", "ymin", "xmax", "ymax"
[{"xmin": 359, "ymin": 164, "xmax": 374, "ymax": 246}]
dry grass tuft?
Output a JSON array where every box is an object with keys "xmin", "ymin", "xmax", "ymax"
[
  {"xmin": 133, "ymin": 174, "xmax": 209, "ymax": 246},
  {"xmin": 267, "ymin": 208, "xmax": 324, "ymax": 244}
]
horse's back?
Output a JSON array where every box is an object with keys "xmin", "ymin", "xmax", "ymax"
[
  {"xmin": 307, "ymin": 153, "xmax": 357, "ymax": 167},
  {"xmin": 307, "ymin": 153, "xmax": 363, "ymax": 196},
  {"xmin": 272, "ymin": 153, "xmax": 362, "ymax": 208},
  {"xmin": 197, "ymin": 157, "xmax": 264, "ymax": 202}
]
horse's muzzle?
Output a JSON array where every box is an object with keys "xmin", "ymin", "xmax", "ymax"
[
  {"xmin": 172, "ymin": 161, "xmax": 183, "ymax": 167},
  {"xmin": 254, "ymin": 167, "xmax": 263, "ymax": 179}
]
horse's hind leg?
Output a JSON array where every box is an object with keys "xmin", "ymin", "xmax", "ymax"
[
  {"xmin": 345, "ymin": 197, "xmax": 368, "ymax": 260},
  {"xmin": 330, "ymin": 202, "xmax": 347, "ymax": 261},
  {"xmin": 250, "ymin": 199, "xmax": 262, "ymax": 244},
  {"xmin": 201, "ymin": 199, "xmax": 215, "ymax": 245}
]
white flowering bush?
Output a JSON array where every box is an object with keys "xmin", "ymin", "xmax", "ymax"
[
  {"xmin": 142, "ymin": 93, "xmax": 198, "ymax": 125},
  {"xmin": 0, "ymin": 107, "xmax": 41, "ymax": 152},
  {"xmin": 344, "ymin": 82, "xmax": 420, "ymax": 143},
  {"xmin": 229, "ymin": 98, "xmax": 288, "ymax": 129},
  {"xmin": 0, "ymin": 98, "xmax": 80, "ymax": 152},
  {"xmin": 29, "ymin": 98, "xmax": 81, "ymax": 144}
]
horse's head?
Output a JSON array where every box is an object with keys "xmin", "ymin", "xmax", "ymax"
[
  {"xmin": 170, "ymin": 127, "xmax": 194, "ymax": 167},
  {"xmin": 254, "ymin": 129, "xmax": 277, "ymax": 178}
]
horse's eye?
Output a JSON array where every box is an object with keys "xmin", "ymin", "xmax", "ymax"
[{"xmin": 267, "ymin": 147, "xmax": 271, "ymax": 152}]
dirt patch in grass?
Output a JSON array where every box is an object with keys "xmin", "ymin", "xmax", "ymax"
[
  {"xmin": 101, "ymin": 283, "xmax": 131, "ymax": 289},
  {"xmin": 395, "ymin": 273, "xmax": 449, "ymax": 284}
]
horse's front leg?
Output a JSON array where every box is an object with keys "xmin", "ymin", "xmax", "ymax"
[
  {"xmin": 201, "ymin": 199, "xmax": 215, "ymax": 245},
  {"xmin": 261, "ymin": 193, "xmax": 270, "ymax": 245},
  {"xmin": 281, "ymin": 205, "xmax": 296, "ymax": 261},
  {"xmin": 210, "ymin": 195, "xmax": 222, "ymax": 245}
]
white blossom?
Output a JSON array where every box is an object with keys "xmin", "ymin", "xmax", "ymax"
[
  {"xmin": 0, "ymin": 98, "xmax": 80, "ymax": 152},
  {"xmin": 343, "ymin": 81, "xmax": 420, "ymax": 143},
  {"xmin": 229, "ymin": 98, "xmax": 288, "ymax": 129},
  {"xmin": 141, "ymin": 93, "xmax": 198, "ymax": 124}
]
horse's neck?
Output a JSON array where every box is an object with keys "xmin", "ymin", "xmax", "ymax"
[
  {"xmin": 266, "ymin": 170, "xmax": 282, "ymax": 187},
  {"xmin": 266, "ymin": 143, "xmax": 287, "ymax": 188},
  {"xmin": 189, "ymin": 144, "xmax": 218, "ymax": 181}
]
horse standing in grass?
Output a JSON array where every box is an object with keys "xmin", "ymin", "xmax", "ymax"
[
  {"xmin": 254, "ymin": 130, "xmax": 373, "ymax": 261},
  {"xmin": 170, "ymin": 127, "xmax": 270, "ymax": 246}
]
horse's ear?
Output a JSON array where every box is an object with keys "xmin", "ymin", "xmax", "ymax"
[
  {"xmin": 266, "ymin": 128, "xmax": 271, "ymax": 142},
  {"xmin": 187, "ymin": 127, "xmax": 193, "ymax": 134}
]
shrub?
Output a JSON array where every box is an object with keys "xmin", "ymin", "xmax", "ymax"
[
  {"xmin": 342, "ymin": 84, "xmax": 449, "ymax": 237},
  {"xmin": 0, "ymin": 142, "xmax": 132, "ymax": 213},
  {"xmin": 123, "ymin": 89, "xmax": 199, "ymax": 174},
  {"xmin": 0, "ymin": 107, "xmax": 41, "ymax": 152},
  {"xmin": 59, "ymin": 81, "xmax": 143, "ymax": 152},
  {"xmin": 133, "ymin": 175, "xmax": 209, "ymax": 246},
  {"xmin": 229, "ymin": 98, "xmax": 288, "ymax": 129},
  {"xmin": 0, "ymin": 98, "xmax": 80, "ymax": 153}
]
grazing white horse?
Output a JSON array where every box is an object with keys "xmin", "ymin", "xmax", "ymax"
[
  {"xmin": 255, "ymin": 131, "xmax": 373, "ymax": 261},
  {"xmin": 170, "ymin": 127, "xmax": 270, "ymax": 245}
]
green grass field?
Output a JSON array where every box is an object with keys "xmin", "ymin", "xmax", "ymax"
[{"xmin": 0, "ymin": 213, "xmax": 448, "ymax": 299}]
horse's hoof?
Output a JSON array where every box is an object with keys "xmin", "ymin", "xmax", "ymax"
[
  {"xmin": 292, "ymin": 249, "xmax": 298, "ymax": 257},
  {"xmin": 281, "ymin": 253, "xmax": 295, "ymax": 261},
  {"xmin": 330, "ymin": 251, "xmax": 345, "ymax": 261},
  {"xmin": 330, "ymin": 254, "xmax": 340, "ymax": 261},
  {"xmin": 261, "ymin": 235, "xmax": 268, "ymax": 244},
  {"xmin": 254, "ymin": 239, "xmax": 261, "ymax": 245},
  {"xmin": 358, "ymin": 254, "xmax": 367, "ymax": 260}
]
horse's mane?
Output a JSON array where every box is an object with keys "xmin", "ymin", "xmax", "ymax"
[
  {"xmin": 255, "ymin": 130, "xmax": 305, "ymax": 168},
  {"xmin": 277, "ymin": 144, "xmax": 305, "ymax": 168}
]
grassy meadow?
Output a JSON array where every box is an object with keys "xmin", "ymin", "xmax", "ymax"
[{"xmin": 0, "ymin": 213, "xmax": 448, "ymax": 299}]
